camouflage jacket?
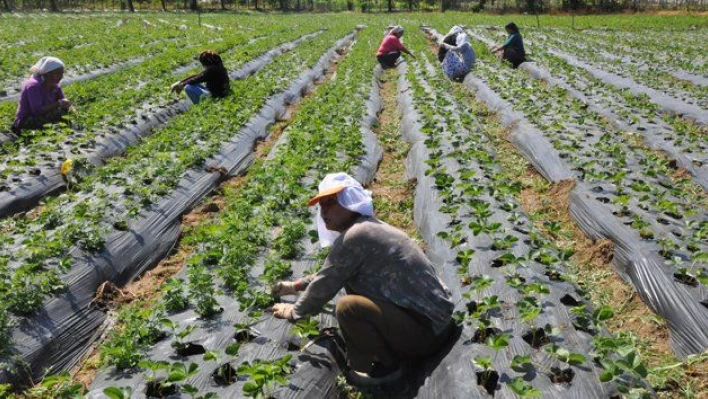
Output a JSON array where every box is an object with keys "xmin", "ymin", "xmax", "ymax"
[{"xmin": 293, "ymin": 215, "xmax": 454, "ymax": 335}]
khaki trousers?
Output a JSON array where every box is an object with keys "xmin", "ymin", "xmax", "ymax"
[{"xmin": 335, "ymin": 294, "xmax": 451, "ymax": 373}]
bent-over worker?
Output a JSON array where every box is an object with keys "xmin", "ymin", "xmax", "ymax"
[
  {"xmin": 272, "ymin": 172, "xmax": 454, "ymax": 386},
  {"xmin": 12, "ymin": 56, "xmax": 71, "ymax": 134},
  {"xmin": 438, "ymin": 26, "xmax": 462, "ymax": 63},
  {"xmin": 376, "ymin": 26, "xmax": 416, "ymax": 69},
  {"xmin": 441, "ymin": 32, "xmax": 476, "ymax": 81},
  {"xmin": 171, "ymin": 50, "xmax": 229, "ymax": 104},
  {"xmin": 490, "ymin": 22, "xmax": 526, "ymax": 68}
]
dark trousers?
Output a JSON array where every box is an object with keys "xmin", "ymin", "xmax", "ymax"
[
  {"xmin": 503, "ymin": 48, "xmax": 526, "ymax": 68},
  {"xmin": 335, "ymin": 294, "xmax": 451, "ymax": 373},
  {"xmin": 377, "ymin": 51, "xmax": 401, "ymax": 69},
  {"xmin": 12, "ymin": 108, "xmax": 68, "ymax": 134}
]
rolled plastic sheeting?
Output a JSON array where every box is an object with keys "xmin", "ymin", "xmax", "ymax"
[
  {"xmin": 0, "ymin": 31, "xmax": 324, "ymax": 219},
  {"xmin": 0, "ymin": 30, "xmax": 360, "ymax": 389}
]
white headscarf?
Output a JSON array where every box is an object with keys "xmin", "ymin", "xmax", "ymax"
[
  {"xmin": 310, "ymin": 172, "xmax": 374, "ymax": 247},
  {"xmin": 456, "ymin": 33, "xmax": 470, "ymax": 46},
  {"xmin": 389, "ymin": 25, "xmax": 404, "ymax": 37},
  {"xmin": 448, "ymin": 26, "xmax": 463, "ymax": 36},
  {"xmin": 30, "ymin": 56, "xmax": 64, "ymax": 77}
]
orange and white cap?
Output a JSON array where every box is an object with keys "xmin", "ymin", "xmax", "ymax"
[{"xmin": 310, "ymin": 172, "xmax": 374, "ymax": 247}]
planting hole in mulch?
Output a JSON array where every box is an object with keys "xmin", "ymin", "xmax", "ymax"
[
  {"xmin": 476, "ymin": 370, "xmax": 499, "ymax": 396},
  {"xmin": 549, "ymin": 367, "xmax": 575, "ymax": 384},
  {"xmin": 522, "ymin": 328, "xmax": 551, "ymax": 348},
  {"xmin": 29, "ymin": 168, "xmax": 41, "ymax": 176},
  {"xmin": 545, "ymin": 269, "xmax": 563, "ymax": 281},
  {"xmin": 286, "ymin": 342, "xmax": 300, "ymax": 351},
  {"xmin": 173, "ymin": 342, "xmax": 206, "ymax": 357},
  {"xmin": 145, "ymin": 380, "xmax": 178, "ymax": 398},
  {"xmin": 673, "ymin": 272, "xmax": 699, "ymax": 287},
  {"xmin": 595, "ymin": 197, "xmax": 611, "ymax": 204},
  {"xmin": 559, "ymin": 294, "xmax": 580, "ymax": 307},
  {"xmin": 471, "ymin": 328, "xmax": 501, "ymax": 344},
  {"xmin": 665, "ymin": 211, "xmax": 683, "ymax": 220},
  {"xmin": 212, "ymin": 362, "xmax": 237, "ymax": 386},
  {"xmin": 657, "ymin": 218, "xmax": 671, "ymax": 225},
  {"xmin": 466, "ymin": 301, "xmax": 480, "ymax": 314},
  {"xmin": 234, "ymin": 328, "xmax": 258, "ymax": 343},
  {"xmin": 700, "ymin": 300, "xmax": 708, "ymax": 310}
]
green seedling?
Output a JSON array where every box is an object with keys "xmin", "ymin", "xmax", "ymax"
[{"xmin": 290, "ymin": 317, "xmax": 320, "ymax": 350}]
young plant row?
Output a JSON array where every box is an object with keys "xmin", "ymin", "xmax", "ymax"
[
  {"xmin": 531, "ymin": 28, "xmax": 707, "ymax": 109},
  {"xmin": 0, "ymin": 27, "xmax": 320, "ymax": 217},
  {"xmin": 86, "ymin": 26, "xmax": 380, "ymax": 399},
  {"xmin": 570, "ymin": 27, "xmax": 708, "ymax": 77},
  {"xmin": 468, "ymin": 27, "xmax": 708, "ymax": 190},
  {"xmin": 460, "ymin": 31, "xmax": 708, "ymax": 298},
  {"xmin": 401, "ymin": 29, "xmax": 651, "ymax": 398},
  {"xmin": 0, "ymin": 16, "xmax": 198, "ymax": 92},
  {"xmin": 0, "ymin": 24, "xmax": 354, "ymax": 336}
]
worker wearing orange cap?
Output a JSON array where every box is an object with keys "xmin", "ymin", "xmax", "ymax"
[{"xmin": 271, "ymin": 172, "xmax": 453, "ymax": 386}]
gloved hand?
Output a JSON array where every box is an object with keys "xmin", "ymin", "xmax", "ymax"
[
  {"xmin": 272, "ymin": 281, "xmax": 298, "ymax": 297},
  {"xmin": 272, "ymin": 303, "xmax": 295, "ymax": 320},
  {"xmin": 170, "ymin": 81, "xmax": 183, "ymax": 94}
]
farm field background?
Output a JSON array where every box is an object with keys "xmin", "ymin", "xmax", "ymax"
[{"xmin": 0, "ymin": 11, "xmax": 706, "ymax": 399}]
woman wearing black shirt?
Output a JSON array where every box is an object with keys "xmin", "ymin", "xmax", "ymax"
[{"xmin": 171, "ymin": 51, "xmax": 229, "ymax": 104}]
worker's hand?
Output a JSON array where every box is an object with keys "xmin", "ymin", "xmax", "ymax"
[
  {"xmin": 272, "ymin": 303, "xmax": 295, "ymax": 320},
  {"xmin": 272, "ymin": 281, "xmax": 298, "ymax": 297},
  {"xmin": 170, "ymin": 81, "xmax": 184, "ymax": 94},
  {"xmin": 58, "ymin": 99, "xmax": 71, "ymax": 110}
]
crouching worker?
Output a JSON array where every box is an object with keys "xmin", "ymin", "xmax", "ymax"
[
  {"xmin": 441, "ymin": 32, "xmax": 476, "ymax": 81},
  {"xmin": 271, "ymin": 172, "xmax": 454, "ymax": 386},
  {"xmin": 171, "ymin": 50, "xmax": 229, "ymax": 104},
  {"xmin": 12, "ymin": 56, "xmax": 71, "ymax": 134},
  {"xmin": 376, "ymin": 26, "xmax": 416, "ymax": 69},
  {"xmin": 490, "ymin": 22, "xmax": 526, "ymax": 68}
]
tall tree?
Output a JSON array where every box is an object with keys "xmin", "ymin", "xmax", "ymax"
[
  {"xmin": 50, "ymin": 0, "xmax": 59, "ymax": 11},
  {"xmin": 2, "ymin": 0, "xmax": 12, "ymax": 11},
  {"xmin": 190, "ymin": 0, "xmax": 198, "ymax": 10},
  {"xmin": 387, "ymin": 0, "xmax": 393, "ymax": 10},
  {"xmin": 126, "ymin": 0, "xmax": 135, "ymax": 11}
]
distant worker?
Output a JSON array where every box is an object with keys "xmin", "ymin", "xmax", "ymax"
[
  {"xmin": 441, "ymin": 31, "xmax": 476, "ymax": 81},
  {"xmin": 171, "ymin": 50, "xmax": 229, "ymax": 104},
  {"xmin": 490, "ymin": 22, "xmax": 526, "ymax": 68},
  {"xmin": 376, "ymin": 26, "xmax": 416, "ymax": 69},
  {"xmin": 12, "ymin": 56, "xmax": 71, "ymax": 134},
  {"xmin": 271, "ymin": 172, "xmax": 454, "ymax": 386},
  {"xmin": 438, "ymin": 25, "xmax": 462, "ymax": 63}
]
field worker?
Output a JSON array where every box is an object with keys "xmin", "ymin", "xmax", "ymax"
[
  {"xmin": 171, "ymin": 50, "xmax": 229, "ymax": 104},
  {"xmin": 441, "ymin": 32, "xmax": 476, "ymax": 81},
  {"xmin": 438, "ymin": 25, "xmax": 462, "ymax": 63},
  {"xmin": 271, "ymin": 172, "xmax": 454, "ymax": 386},
  {"xmin": 376, "ymin": 26, "xmax": 416, "ymax": 69},
  {"xmin": 12, "ymin": 56, "xmax": 71, "ymax": 134},
  {"xmin": 490, "ymin": 22, "xmax": 526, "ymax": 68}
]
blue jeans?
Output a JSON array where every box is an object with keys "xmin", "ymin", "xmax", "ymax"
[{"xmin": 184, "ymin": 84, "xmax": 210, "ymax": 104}]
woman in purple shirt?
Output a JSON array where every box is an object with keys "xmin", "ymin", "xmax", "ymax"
[{"xmin": 12, "ymin": 56, "xmax": 72, "ymax": 134}]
